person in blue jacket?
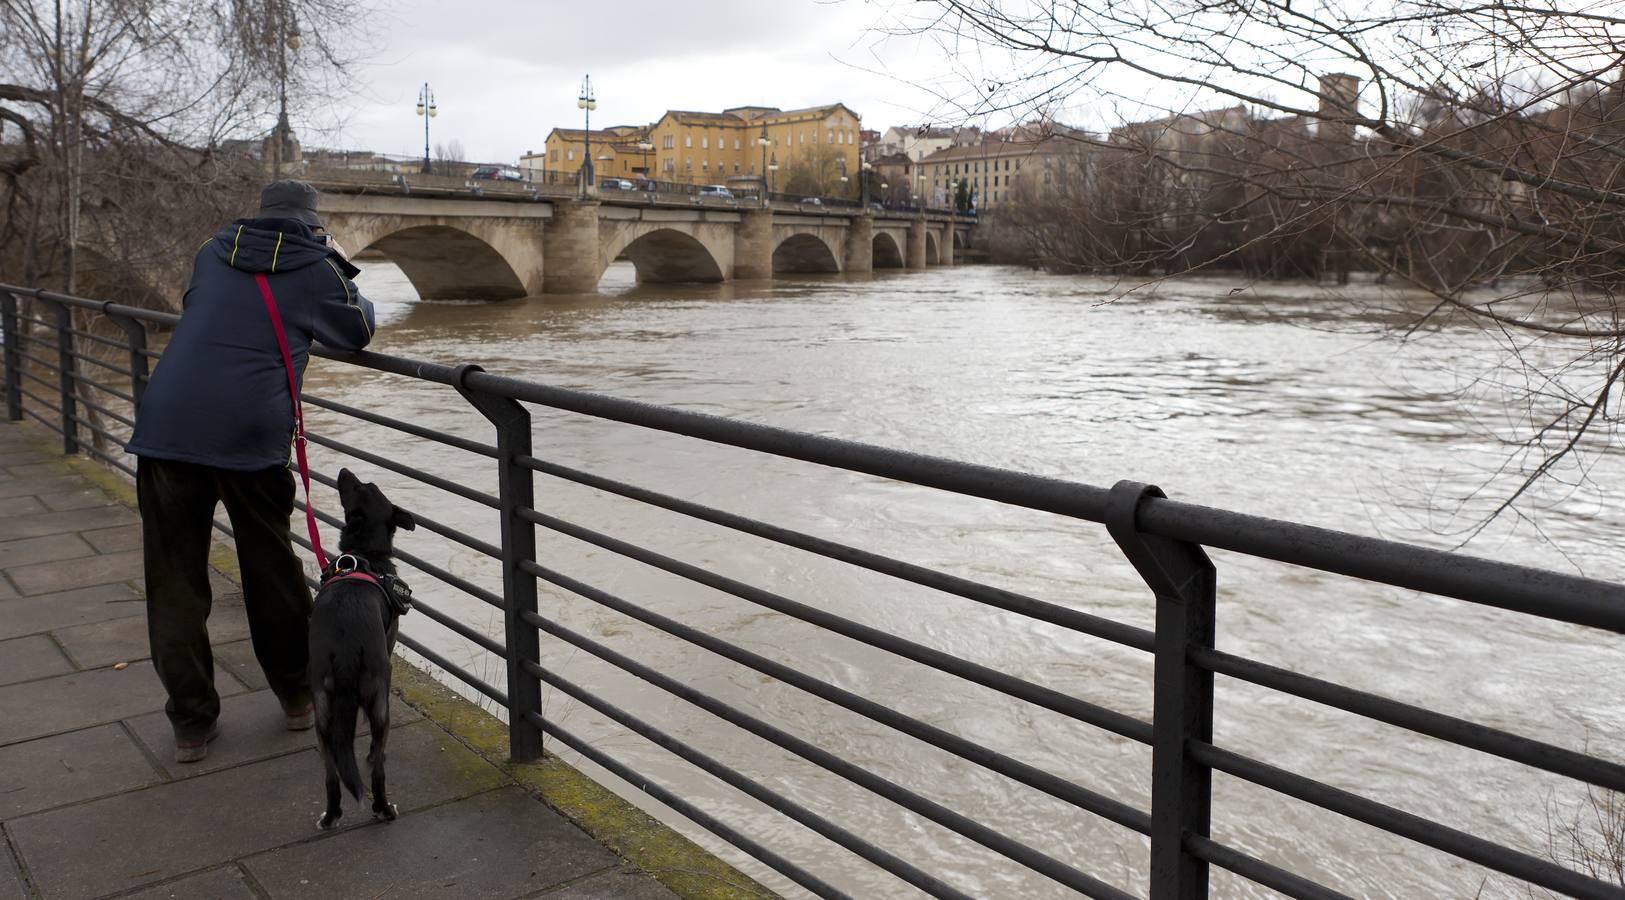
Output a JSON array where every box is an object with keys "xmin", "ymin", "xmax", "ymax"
[{"xmin": 125, "ymin": 180, "xmax": 376, "ymax": 762}]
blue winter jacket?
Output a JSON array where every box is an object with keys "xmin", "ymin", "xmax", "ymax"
[{"xmin": 125, "ymin": 218, "xmax": 377, "ymax": 471}]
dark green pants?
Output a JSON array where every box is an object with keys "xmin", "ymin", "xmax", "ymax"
[{"xmin": 137, "ymin": 457, "xmax": 312, "ymax": 740}]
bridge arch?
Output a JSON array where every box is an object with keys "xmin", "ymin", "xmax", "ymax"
[
  {"xmin": 953, "ymin": 230, "xmax": 966, "ymax": 250},
  {"xmin": 872, "ymin": 232, "xmax": 905, "ymax": 269},
  {"xmin": 321, "ymin": 209, "xmax": 543, "ymax": 300},
  {"xmin": 603, "ymin": 226, "xmax": 726, "ymax": 284},
  {"xmin": 772, "ymin": 233, "xmax": 842, "ymax": 274},
  {"xmin": 925, "ymin": 232, "xmax": 941, "ymax": 266}
]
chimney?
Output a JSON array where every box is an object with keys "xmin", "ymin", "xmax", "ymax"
[{"xmin": 1318, "ymin": 73, "xmax": 1361, "ymax": 143}]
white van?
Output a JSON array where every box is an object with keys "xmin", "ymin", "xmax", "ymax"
[{"xmin": 698, "ymin": 185, "xmax": 734, "ymax": 200}]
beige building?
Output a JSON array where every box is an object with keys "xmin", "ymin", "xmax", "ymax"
[
  {"xmin": 523, "ymin": 125, "xmax": 654, "ymax": 182},
  {"xmin": 647, "ymin": 103, "xmax": 862, "ymax": 188},
  {"xmin": 918, "ymin": 132, "xmax": 1078, "ymax": 208}
]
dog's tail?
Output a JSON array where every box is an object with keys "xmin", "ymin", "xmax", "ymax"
[{"xmin": 317, "ymin": 686, "xmax": 364, "ymax": 801}]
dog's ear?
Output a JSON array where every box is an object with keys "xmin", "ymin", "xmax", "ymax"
[{"xmin": 392, "ymin": 506, "xmax": 416, "ymax": 532}]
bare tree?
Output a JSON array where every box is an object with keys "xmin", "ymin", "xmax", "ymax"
[{"xmin": 877, "ymin": 0, "xmax": 1625, "ymax": 537}]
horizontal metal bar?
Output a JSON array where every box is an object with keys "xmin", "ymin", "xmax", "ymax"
[
  {"xmin": 70, "ymin": 414, "xmax": 129, "ymax": 450},
  {"xmin": 304, "ymin": 393, "xmax": 498, "ymax": 458},
  {"xmin": 15, "ymin": 331, "xmax": 56, "ymax": 350},
  {"xmin": 20, "ymin": 407, "xmax": 64, "ymax": 436},
  {"xmin": 15, "ymin": 313, "xmax": 54, "ymax": 328},
  {"xmin": 513, "ymin": 554, "xmax": 1150, "ymax": 833},
  {"xmin": 78, "ymin": 378, "xmax": 134, "ymax": 404},
  {"xmin": 136, "ymin": 347, "xmax": 160, "ymax": 360},
  {"xmin": 1136, "ymin": 496, "xmax": 1625, "ymax": 634},
  {"xmin": 75, "ymin": 394, "xmax": 135, "ymax": 429},
  {"xmin": 527, "ymin": 712, "xmax": 856, "ymax": 900},
  {"xmin": 1184, "ymin": 835, "xmax": 1354, "ymax": 900},
  {"xmin": 295, "ymin": 497, "xmax": 504, "ymax": 610},
  {"xmin": 397, "ymin": 633, "xmax": 508, "ymax": 709},
  {"xmin": 409, "ymin": 597, "xmax": 507, "ymax": 658},
  {"xmin": 15, "ymin": 348, "xmax": 60, "ymax": 372},
  {"xmin": 304, "ymin": 430, "xmax": 499, "ymax": 509},
  {"xmin": 66, "ymin": 349, "xmax": 132, "ymax": 378},
  {"xmin": 519, "ymin": 624, "xmax": 1133, "ymax": 900},
  {"xmin": 17, "ymin": 385, "xmax": 61, "ymax": 413},
  {"xmin": 1194, "ymin": 647, "xmax": 1625, "ymax": 793},
  {"xmin": 79, "ymin": 442, "xmax": 136, "ymax": 479},
  {"xmin": 518, "ymin": 510, "xmax": 1153, "ymax": 744},
  {"xmin": 518, "ymin": 454, "xmax": 1154, "ymax": 652},
  {"xmin": 306, "ymin": 469, "xmax": 502, "ymax": 561},
  {"xmin": 1190, "ymin": 742, "xmax": 1625, "ymax": 900},
  {"xmin": 17, "ymin": 371, "xmax": 60, "ymax": 394},
  {"xmin": 64, "ymin": 325, "xmax": 134, "ymax": 351},
  {"xmin": 518, "ymin": 667, "xmax": 978, "ymax": 900}
]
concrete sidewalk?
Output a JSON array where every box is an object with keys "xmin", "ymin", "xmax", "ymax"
[{"xmin": 0, "ymin": 420, "xmax": 725, "ymax": 900}]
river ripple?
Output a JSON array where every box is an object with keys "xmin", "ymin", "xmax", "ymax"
[{"xmin": 298, "ymin": 260, "xmax": 1625, "ymax": 899}]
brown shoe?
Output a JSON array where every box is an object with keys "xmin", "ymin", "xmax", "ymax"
[
  {"xmin": 284, "ymin": 703, "xmax": 314, "ymax": 732},
  {"xmin": 175, "ymin": 723, "xmax": 221, "ymax": 764}
]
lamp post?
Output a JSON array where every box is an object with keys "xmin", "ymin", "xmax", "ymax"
[
  {"xmin": 860, "ymin": 160, "xmax": 872, "ymax": 208},
  {"xmin": 768, "ymin": 153, "xmax": 778, "ymax": 195},
  {"xmin": 757, "ymin": 124, "xmax": 770, "ymax": 206},
  {"xmin": 637, "ymin": 138, "xmax": 653, "ymax": 180},
  {"xmin": 415, "ymin": 83, "xmax": 437, "ymax": 174},
  {"xmin": 837, "ymin": 157, "xmax": 848, "ymax": 202},
  {"xmin": 880, "ymin": 182, "xmax": 889, "ymax": 209},
  {"xmin": 577, "ymin": 74, "xmax": 596, "ymax": 197},
  {"xmin": 917, "ymin": 171, "xmax": 926, "ymax": 208},
  {"xmin": 272, "ymin": 6, "xmax": 300, "ymax": 178}
]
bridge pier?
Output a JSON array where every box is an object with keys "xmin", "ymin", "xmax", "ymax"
[
  {"xmin": 907, "ymin": 218, "xmax": 929, "ymax": 270},
  {"xmin": 733, "ymin": 209, "xmax": 773, "ymax": 280},
  {"xmin": 940, "ymin": 224, "xmax": 955, "ymax": 266},
  {"xmin": 843, "ymin": 214, "xmax": 873, "ymax": 274},
  {"xmin": 543, "ymin": 200, "xmax": 602, "ymax": 294}
]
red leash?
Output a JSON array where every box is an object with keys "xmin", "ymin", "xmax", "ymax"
[{"xmin": 254, "ymin": 272, "xmax": 329, "ymax": 570}]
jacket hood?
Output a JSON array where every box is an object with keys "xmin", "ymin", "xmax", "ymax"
[{"xmin": 210, "ymin": 217, "xmax": 360, "ymax": 277}]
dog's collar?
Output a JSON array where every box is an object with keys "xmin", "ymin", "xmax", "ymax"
[{"xmin": 318, "ymin": 554, "xmax": 413, "ymax": 616}]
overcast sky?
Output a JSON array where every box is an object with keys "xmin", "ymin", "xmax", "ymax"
[{"xmin": 302, "ymin": 0, "xmax": 998, "ymax": 163}]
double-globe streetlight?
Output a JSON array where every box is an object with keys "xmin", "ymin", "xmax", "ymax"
[
  {"xmin": 577, "ymin": 74, "xmax": 596, "ymax": 197},
  {"xmin": 757, "ymin": 124, "xmax": 771, "ymax": 205},
  {"xmin": 415, "ymin": 83, "xmax": 437, "ymax": 174}
]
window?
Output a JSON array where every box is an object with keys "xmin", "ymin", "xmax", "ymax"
[
  {"xmin": 827, "ymin": 128, "xmax": 834, "ymax": 144},
  {"xmin": 685, "ymin": 135, "xmax": 692, "ymax": 148},
  {"xmin": 550, "ymin": 149, "xmax": 558, "ymax": 162},
  {"xmin": 702, "ymin": 160, "xmax": 709, "ymax": 171},
  {"xmin": 702, "ymin": 136, "xmax": 709, "ymax": 149},
  {"xmin": 663, "ymin": 135, "xmax": 674, "ymax": 149},
  {"xmin": 800, "ymin": 132, "xmax": 805, "ymax": 145},
  {"xmin": 566, "ymin": 149, "xmax": 574, "ymax": 161},
  {"xmin": 734, "ymin": 163, "xmax": 740, "ymax": 173},
  {"xmin": 733, "ymin": 138, "xmax": 740, "ymax": 150},
  {"xmin": 1043, "ymin": 171, "xmax": 1051, "ymax": 183}
]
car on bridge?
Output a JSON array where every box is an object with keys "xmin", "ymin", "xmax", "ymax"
[
  {"xmin": 600, "ymin": 178, "xmax": 635, "ymax": 191},
  {"xmin": 472, "ymin": 166, "xmax": 524, "ymax": 182},
  {"xmin": 698, "ymin": 185, "xmax": 734, "ymax": 200}
]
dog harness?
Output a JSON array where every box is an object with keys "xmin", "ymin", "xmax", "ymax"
[{"xmin": 319, "ymin": 553, "xmax": 414, "ymax": 616}]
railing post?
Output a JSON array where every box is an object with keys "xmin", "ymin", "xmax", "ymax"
[
  {"xmin": 1107, "ymin": 481, "xmax": 1215, "ymax": 900},
  {"xmin": 42, "ymin": 296, "xmax": 78, "ymax": 454},
  {"xmin": 0, "ymin": 290, "xmax": 21, "ymax": 420},
  {"xmin": 106, "ymin": 305, "xmax": 150, "ymax": 407},
  {"xmin": 453, "ymin": 364, "xmax": 543, "ymax": 761}
]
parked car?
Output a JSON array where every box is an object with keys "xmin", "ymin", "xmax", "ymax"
[
  {"xmin": 803, "ymin": 197, "xmax": 823, "ymax": 206},
  {"xmin": 600, "ymin": 178, "xmax": 634, "ymax": 190},
  {"xmin": 471, "ymin": 166, "xmax": 524, "ymax": 182},
  {"xmin": 698, "ymin": 185, "xmax": 734, "ymax": 200}
]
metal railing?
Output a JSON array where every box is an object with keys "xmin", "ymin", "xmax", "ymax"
[{"xmin": 2, "ymin": 281, "xmax": 1623, "ymax": 900}]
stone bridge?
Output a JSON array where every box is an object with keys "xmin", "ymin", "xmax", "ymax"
[{"xmin": 319, "ymin": 192, "xmax": 973, "ymax": 300}]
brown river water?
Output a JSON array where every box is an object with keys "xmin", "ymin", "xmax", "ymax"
[{"xmin": 294, "ymin": 260, "xmax": 1624, "ymax": 899}]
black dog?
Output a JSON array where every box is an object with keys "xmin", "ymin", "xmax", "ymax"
[{"xmin": 309, "ymin": 468, "xmax": 415, "ymax": 830}]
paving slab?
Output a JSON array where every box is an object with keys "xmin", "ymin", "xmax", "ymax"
[
  {"xmin": 6, "ymin": 462, "xmax": 72, "ymax": 478},
  {"xmin": 52, "ymin": 603, "xmax": 250, "ymax": 671},
  {"xmin": 1, "ymin": 839, "xmax": 26, "ymax": 900},
  {"xmin": 80, "ymin": 524, "xmax": 141, "ymax": 554},
  {"xmin": 9, "ymin": 720, "xmax": 506, "ymax": 900},
  {"xmin": 0, "ymin": 476, "xmax": 83, "ymax": 501},
  {"xmin": 37, "ymin": 488, "xmax": 114, "ymax": 512},
  {"xmin": 7, "ymin": 548, "xmax": 141, "ymax": 596},
  {"xmin": 0, "ymin": 533, "xmax": 97, "ymax": 570},
  {"xmin": 211, "ymin": 640, "xmax": 268, "ymax": 691},
  {"xmin": 0, "ymin": 495, "xmax": 45, "ymax": 518},
  {"xmin": 542, "ymin": 865, "xmax": 685, "ymax": 899},
  {"xmin": 0, "ymin": 660, "xmax": 221, "ymax": 746},
  {"xmin": 125, "ymin": 688, "xmax": 423, "ymax": 780},
  {"xmin": 0, "ymin": 583, "xmax": 145, "ymax": 641},
  {"xmin": 244, "ymin": 787, "xmax": 620, "ymax": 900},
  {"xmin": 117, "ymin": 866, "xmax": 260, "ymax": 900},
  {"xmin": 0, "ymin": 723, "xmax": 162, "ymax": 819},
  {"xmin": 0, "ymin": 634, "xmax": 75, "ymax": 686},
  {"xmin": 0, "ymin": 578, "xmax": 15, "ymax": 600},
  {"xmin": 0, "ymin": 506, "xmax": 139, "ymax": 544}
]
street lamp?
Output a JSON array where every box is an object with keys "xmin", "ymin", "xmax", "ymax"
[
  {"xmin": 768, "ymin": 153, "xmax": 778, "ymax": 195},
  {"xmin": 272, "ymin": 6, "xmax": 300, "ymax": 177},
  {"xmin": 860, "ymin": 160, "xmax": 873, "ymax": 208},
  {"xmin": 415, "ymin": 83, "xmax": 437, "ymax": 174},
  {"xmin": 917, "ymin": 171, "xmax": 926, "ymax": 207},
  {"xmin": 837, "ymin": 157, "xmax": 848, "ymax": 201},
  {"xmin": 577, "ymin": 74, "xmax": 596, "ymax": 197},
  {"xmin": 880, "ymin": 181, "xmax": 889, "ymax": 208},
  {"xmin": 637, "ymin": 138, "xmax": 653, "ymax": 179},
  {"xmin": 757, "ymin": 124, "xmax": 770, "ymax": 205}
]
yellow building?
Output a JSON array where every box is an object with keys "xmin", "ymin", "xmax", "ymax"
[
  {"xmin": 646, "ymin": 103, "xmax": 862, "ymax": 190},
  {"xmin": 523, "ymin": 125, "xmax": 655, "ymax": 182}
]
